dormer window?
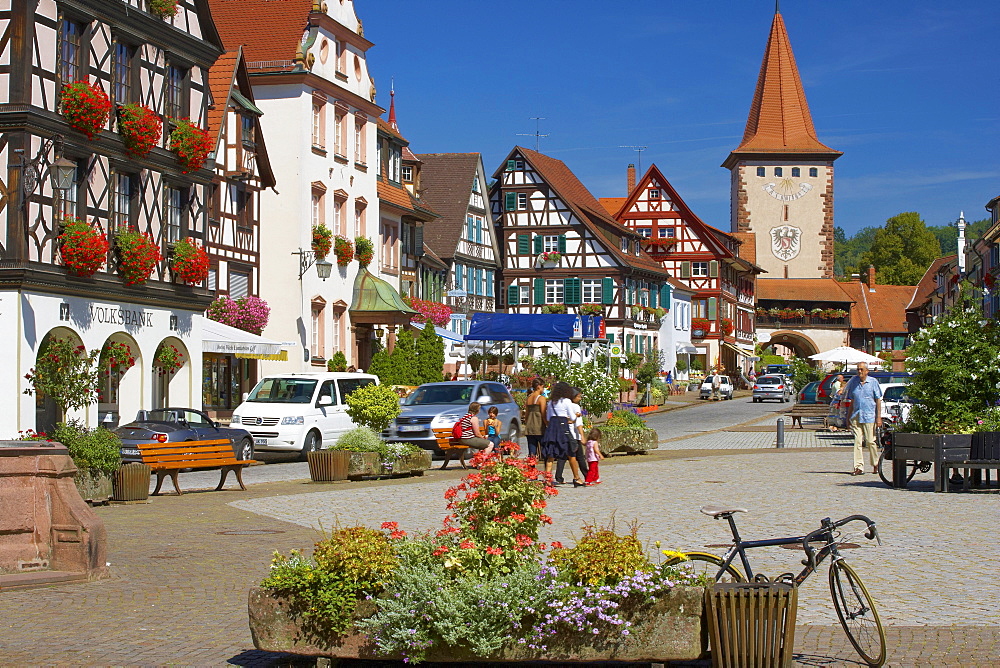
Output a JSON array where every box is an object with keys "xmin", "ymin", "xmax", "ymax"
[
  {"xmin": 241, "ymin": 114, "xmax": 254, "ymax": 146},
  {"xmin": 506, "ymin": 159, "xmax": 524, "ymax": 171},
  {"xmin": 620, "ymin": 237, "xmax": 628, "ymax": 253},
  {"xmin": 402, "ymin": 165, "xmax": 413, "ymax": 183},
  {"xmin": 634, "ymin": 240, "xmax": 641, "ymax": 255}
]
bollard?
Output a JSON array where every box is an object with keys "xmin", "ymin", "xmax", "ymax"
[{"xmin": 776, "ymin": 417, "xmax": 785, "ymax": 448}]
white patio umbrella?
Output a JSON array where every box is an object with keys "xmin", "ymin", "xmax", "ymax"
[{"xmin": 808, "ymin": 346, "xmax": 884, "ymax": 367}]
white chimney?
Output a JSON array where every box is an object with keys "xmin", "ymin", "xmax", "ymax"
[{"xmin": 957, "ymin": 211, "xmax": 967, "ymax": 274}]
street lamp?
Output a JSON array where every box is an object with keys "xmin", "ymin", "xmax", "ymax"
[{"xmin": 293, "ymin": 248, "xmax": 332, "ymax": 280}]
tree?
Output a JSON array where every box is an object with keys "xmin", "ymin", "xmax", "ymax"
[
  {"xmin": 23, "ymin": 337, "xmax": 101, "ymax": 420},
  {"xmin": 414, "ymin": 325, "xmax": 445, "ymax": 384},
  {"xmin": 928, "ymin": 216, "xmax": 990, "ymax": 258},
  {"xmin": 859, "ymin": 212, "xmax": 940, "ymax": 285},
  {"xmin": 787, "ymin": 357, "xmax": 820, "ymax": 392},
  {"xmin": 388, "ymin": 329, "xmax": 418, "ymax": 386},
  {"xmin": 367, "ymin": 349, "xmax": 393, "ymax": 384},
  {"xmin": 344, "ymin": 382, "xmax": 401, "ymax": 433}
]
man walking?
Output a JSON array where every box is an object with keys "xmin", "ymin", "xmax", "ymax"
[{"xmin": 842, "ymin": 362, "xmax": 882, "ymax": 475}]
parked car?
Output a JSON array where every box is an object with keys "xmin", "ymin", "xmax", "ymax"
[
  {"xmin": 115, "ymin": 408, "xmax": 255, "ymax": 463},
  {"xmin": 383, "ymin": 381, "xmax": 520, "ymax": 453},
  {"xmin": 699, "ymin": 375, "xmax": 734, "ymax": 400},
  {"xmin": 880, "ymin": 382, "xmax": 915, "ymax": 423},
  {"xmin": 797, "ymin": 380, "xmax": 821, "ymax": 404},
  {"xmin": 752, "ymin": 375, "xmax": 793, "ymax": 403},
  {"xmin": 230, "ymin": 372, "xmax": 378, "ymax": 460},
  {"xmin": 816, "ymin": 371, "xmax": 913, "ymax": 404},
  {"xmin": 765, "ymin": 364, "xmax": 793, "ymax": 377}
]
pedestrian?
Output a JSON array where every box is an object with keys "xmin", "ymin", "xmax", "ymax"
[
  {"xmin": 584, "ymin": 427, "xmax": 604, "ymax": 485},
  {"xmin": 832, "ymin": 374, "xmax": 845, "ymax": 397},
  {"xmin": 555, "ymin": 387, "xmax": 588, "ymax": 484},
  {"xmin": 443, "ymin": 372, "xmax": 453, "ymax": 381},
  {"xmin": 483, "ymin": 405, "xmax": 502, "ymax": 451},
  {"xmin": 711, "ymin": 374, "xmax": 722, "ymax": 401},
  {"xmin": 347, "ymin": 365, "xmax": 357, "ymax": 373},
  {"xmin": 842, "ymin": 362, "xmax": 883, "ymax": 476},
  {"xmin": 443, "ymin": 401, "xmax": 494, "ymax": 470},
  {"xmin": 540, "ymin": 381, "xmax": 586, "ymax": 487},
  {"xmin": 524, "ymin": 378, "xmax": 547, "ymax": 460}
]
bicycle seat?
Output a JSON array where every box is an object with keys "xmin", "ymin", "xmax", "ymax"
[{"xmin": 700, "ymin": 505, "xmax": 748, "ymax": 518}]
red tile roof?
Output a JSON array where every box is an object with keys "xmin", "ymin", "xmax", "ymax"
[
  {"xmin": 207, "ymin": 0, "xmax": 312, "ymax": 67},
  {"xmin": 376, "ymin": 117, "xmax": 407, "ymax": 143},
  {"xmin": 756, "ymin": 278, "xmax": 855, "ymax": 303},
  {"xmin": 727, "ymin": 12, "xmax": 841, "ymax": 160},
  {"xmin": 206, "ymin": 50, "xmax": 239, "ymax": 146},
  {"xmin": 907, "ymin": 255, "xmax": 955, "ymax": 310},
  {"xmin": 415, "ymin": 153, "xmax": 484, "ymax": 260},
  {"xmin": 862, "ymin": 284, "xmax": 917, "ymax": 333},
  {"xmin": 599, "ymin": 197, "xmax": 625, "ymax": 216}
]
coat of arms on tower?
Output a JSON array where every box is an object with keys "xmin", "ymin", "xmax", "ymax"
[{"xmin": 770, "ymin": 225, "xmax": 801, "ymax": 261}]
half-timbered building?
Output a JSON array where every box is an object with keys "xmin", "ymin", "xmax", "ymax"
[
  {"xmin": 0, "ymin": 0, "xmax": 223, "ymax": 434},
  {"xmin": 491, "ymin": 147, "xmax": 673, "ymax": 357},
  {"xmin": 604, "ymin": 164, "xmax": 761, "ymax": 377},
  {"xmin": 201, "ymin": 46, "xmax": 277, "ymax": 418}
]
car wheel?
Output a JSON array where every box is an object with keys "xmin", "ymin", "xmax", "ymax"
[
  {"xmin": 299, "ymin": 430, "xmax": 321, "ymax": 462},
  {"xmin": 239, "ymin": 437, "xmax": 255, "ymax": 463},
  {"xmin": 507, "ymin": 422, "xmax": 519, "ymax": 442}
]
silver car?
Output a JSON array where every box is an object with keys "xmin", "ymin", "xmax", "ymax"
[
  {"xmin": 383, "ymin": 381, "xmax": 520, "ymax": 453},
  {"xmin": 753, "ymin": 375, "xmax": 793, "ymax": 403}
]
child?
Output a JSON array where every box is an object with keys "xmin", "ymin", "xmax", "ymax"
[
  {"xmin": 584, "ymin": 427, "xmax": 604, "ymax": 485},
  {"xmin": 483, "ymin": 406, "xmax": 502, "ymax": 451}
]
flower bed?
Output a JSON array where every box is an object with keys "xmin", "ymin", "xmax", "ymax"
[
  {"xmin": 600, "ymin": 410, "xmax": 659, "ymax": 455},
  {"xmin": 59, "ymin": 218, "xmax": 109, "ymax": 277},
  {"xmin": 61, "ymin": 81, "xmax": 111, "ymax": 139}
]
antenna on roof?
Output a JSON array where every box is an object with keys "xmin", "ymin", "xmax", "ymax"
[
  {"xmin": 516, "ymin": 117, "xmax": 548, "ymax": 151},
  {"xmin": 619, "ymin": 145, "xmax": 648, "ymax": 174}
]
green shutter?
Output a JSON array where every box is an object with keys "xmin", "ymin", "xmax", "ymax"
[
  {"xmin": 602, "ymin": 277, "xmax": 614, "ymax": 305},
  {"xmin": 564, "ymin": 278, "xmax": 581, "ymax": 304},
  {"xmin": 517, "ymin": 234, "xmax": 530, "ymax": 255},
  {"xmin": 708, "ymin": 297, "xmax": 717, "ymax": 320},
  {"xmin": 680, "ymin": 261, "xmax": 691, "ymax": 279},
  {"xmin": 660, "ymin": 284, "xmax": 671, "ymax": 310},
  {"xmin": 533, "ymin": 278, "xmax": 545, "ymax": 305},
  {"xmin": 507, "ymin": 284, "xmax": 519, "ymax": 308},
  {"xmin": 506, "ymin": 159, "xmax": 516, "ymax": 171},
  {"xmin": 650, "ymin": 288, "xmax": 658, "ymax": 308},
  {"xmin": 558, "ymin": 234, "xmax": 567, "ymax": 253},
  {"xmin": 533, "ymin": 235, "xmax": 543, "ymax": 254},
  {"xmin": 709, "ymin": 260, "xmax": 719, "ymax": 278},
  {"xmin": 505, "ymin": 192, "xmax": 517, "ymax": 211},
  {"xmin": 893, "ymin": 336, "xmax": 906, "ymax": 350},
  {"xmin": 607, "ymin": 333, "xmax": 615, "ymax": 343}
]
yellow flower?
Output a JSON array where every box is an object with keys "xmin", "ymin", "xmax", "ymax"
[{"xmin": 661, "ymin": 549, "xmax": 688, "ymax": 561}]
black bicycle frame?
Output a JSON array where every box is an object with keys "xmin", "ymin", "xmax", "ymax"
[{"xmin": 713, "ymin": 514, "xmax": 841, "ymax": 585}]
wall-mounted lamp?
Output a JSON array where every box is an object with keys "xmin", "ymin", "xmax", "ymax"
[{"xmin": 293, "ymin": 248, "xmax": 333, "ymax": 280}]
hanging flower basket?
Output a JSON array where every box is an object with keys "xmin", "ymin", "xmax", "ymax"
[
  {"xmin": 117, "ymin": 103, "xmax": 162, "ymax": 156},
  {"xmin": 579, "ymin": 303, "xmax": 603, "ymax": 316},
  {"xmin": 333, "ymin": 235, "xmax": 354, "ymax": 267},
  {"xmin": 148, "ymin": 0, "xmax": 179, "ymax": 19},
  {"xmin": 101, "ymin": 340, "xmax": 135, "ymax": 376},
  {"xmin": 206, "ymin": 295, "xmax": 270, "ymax": 335},
  {"xmin": 404, "ymin": 297, "xmax": 451, "ymax": 327},
  {"xmin": 60, "ymin": 81, "xmax": 111, "ymax": 139},
  {"xmin": 170, "ymin": 237, "xmax": 210, "ymax": 285},
  {"xmin": 153, "ymin": 343, "xmax": 184, "ymax": 376},
  {"xmin": 355, "ymin": 236, "xmax": 374, "ymax": 266},
  {"xmin": 311, "ymin": 222, "xmax": 333, "ymax": 259},
  {"xmin": 59, "ymin": 217, "xmax": 109, "ymax": 277},
  {"xmin": 114, "ymin": 227, "xmax": 162, "ymax": 285},
  {"xmin": 168, "ymin": 118, "xmax": 213, "ymax": 172},
  {"xmin": 720, "ymin": 318, "xmax": 734, "ymax": 336}
]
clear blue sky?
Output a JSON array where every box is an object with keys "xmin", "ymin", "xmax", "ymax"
[{"xmin": 364, "ymin": 1, "xmax": 999, "ymax": 237}]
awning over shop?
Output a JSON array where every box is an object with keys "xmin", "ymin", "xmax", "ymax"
[
  {"xmin": 409, "ymin": 321, "xmax": 465, "ymax": 344},
  {"xmin": 202, "ymin": 318, "xmax": 285, "ymax": 359},
  {"xmin": 676, "ymin": 343, "xmax": 699, "ymax": 354},
  {"xmin": 721, "ymin": 341, "xmax": 753, "ymax": 357},
  {"xmin": 465, "ymin": 313, "xmax": 586, "ymax": 343}
]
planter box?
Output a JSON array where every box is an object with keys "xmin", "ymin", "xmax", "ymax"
[
  {"xmin": 247, "ymin": 585, "xmax": 708, "ymax": 662},
  {"xmin": 346, "ymin": 452, "xmax": 380, "ymax": 480},
  {"xmin": 600, "ymin": 428, "xmax": 659, "ymax": 456},
  {"xmin": 112, "ymin": 463, "xmax": 150, "ymax": 502},
  {"xmin": 74, "ymin": 469, "xmax": 113, "ymax": 504},
  {"xmin": 383, "ymin": 450, "xmax": 432, "ymax": 476},
  {"xmin": 308, "ymin": 450, "xmax": 351, "ymax": 482},
  {"xmin": 890, "ymin": 433, "xmax": 972, "ymax": 491}
]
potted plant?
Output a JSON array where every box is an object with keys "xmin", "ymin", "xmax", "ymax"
[
  {"xmin": 579, "ymin": 303, "xmax": 602, "ymax": 316},
  {"xmin": 50, "ymin": 420, "xmax": 122, "ymax": 503},
  {"xmin": 168, "ymin": 118, "xmax": 213, "ymax": 172},
  {"xmin": 153, "ymin": 343, "xmax": 184, "ymax": 376},
  {"xmin": 114, "ymin": 227, "xmax": 162, "ymax": 285},
  {"xmin": 60, "ymin": 80, "xmax": 111, "ymax": 139},
  {"xmin": 333, "ymin": 235, "xmax": 354, "ymax": 267},
  {"xmin": 206, "ymin": 295, "xmax": 270, "ymax": 334},
  {"xmin": 169, "ymin": 237, "xmax": 210, "ymax": 285},
  {"xmin": 117, "ymin": 103, "xmax": 161, "ymax": 156},
  {"xmin": 311, "ymin": 222, "xmax": 332, "ymax": 259},
  {"xmin": 541, "ymin": 303, "xmax": 566, "ymax": 314},
  {"xmin": 59, "ymin": 217, "xmax": 109, "ymax": 277},
  {"xmin": 355, "ymin": 236, "xmax": 374, "ymax": 266},
  {"xmin": 148, "ymin": 0, "xmax": 179, "ymax": 19}
]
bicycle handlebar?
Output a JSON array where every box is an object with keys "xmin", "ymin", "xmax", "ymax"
[{"xmin": 802, "ymin": 514, "xmax": 879, "ymax": 569}]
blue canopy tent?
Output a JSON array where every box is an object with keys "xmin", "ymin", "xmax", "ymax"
[{"xmin": 464, "ymin": 313, "xmax": 604, "ymax": 343}]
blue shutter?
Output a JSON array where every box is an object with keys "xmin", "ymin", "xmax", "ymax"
[
  {"xmin": 466, "ymin": 267, "xmax": 475, "ymax": 292},
  {"xmin": 475, "ymin": 267, "xmax": 482, "ymax": 295},
  {"xmin": 455, "ymin": 264, "xmax": 463, "ymax": 286},
  {"xmin": 486, "ymin": 270, "xmax": 494, "ymax": 297},
  {"xmin": 651, "ymin": 288, "xmax": 658, "ymax": 309}
]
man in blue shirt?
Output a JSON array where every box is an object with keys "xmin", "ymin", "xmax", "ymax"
[{"xmin": 843, "ymin": 362, "xmax": 883, "ymax": 475}]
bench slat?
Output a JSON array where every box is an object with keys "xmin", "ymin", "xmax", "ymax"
[{"xmin": 135, "ymin": 439, "xmax": 249, "ymax": 495}]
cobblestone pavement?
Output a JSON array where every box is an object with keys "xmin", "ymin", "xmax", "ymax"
[{"xmin": 1, "ymin": 448, "xmax": 997, "ymax": 666}]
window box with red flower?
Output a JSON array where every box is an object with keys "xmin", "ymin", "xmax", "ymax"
[
  {"xmin": 537, "ymin": 251, "xmax": 561, "ymax": 267},
  {"xmin": 153, "ymin": 343, "xmax": 184, "ymax": 376},
  {"xmin": 720, "ymin": 318, "xmax": 734, "ymax": 336},
  {"xmin": 691, "ymin": 317, "xmax": 711, "ymax": 337},
  {"xmin": 60, "ymin": 81, "xmax": 111, "ymax": 139},
  {"xmin": 333, "ymin": 235, "xmax": 354, "ymax": 267},
  {"xmin": 148, "ymin": 0, "xmax": 179, "ymax": 19},
  {"xmin": 117, "ymin": 103, "xmax": 162, "ymax": 156},
  {"xmin": 59, "ymin": 217, "xmax": 109, "ymax": 277},
  {"xmin": 168, "ymin": 118, "xmax": 213, "ymax": 172},
  {"xmin": 355, "ymin": 236, "xmax": 374, "ymax": 266},
  {"xmin": 114, "ymin": 227, "xmax": 162, "ymax": 286},
  {"xmin": 170, "ymin": 237, "xmax": 209, "ymax": 285},
  {"xmin": 578, "ymin": 303, "xmax": 603, "ymax": 316},
  {"xmin": 312, "ymin": 222, "xmax": 333, "ymax": 259}
]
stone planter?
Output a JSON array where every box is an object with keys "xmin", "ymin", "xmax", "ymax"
[
  {"xmin": 346, "ymin": 452, "xmax": 380, "ymax": 480},
  {"xmin": 382, "ymin": 450, "xmax": 432, "ymax": 476},
  {"xmin": 308, "ymin": 450, "xmax": 351, "ymax": 482},
  {"xmin": 247, "ymin": 585, "xmax": 707, "ymax": 662},
  {"xmin": 74, "ymin": 469, "xmax": 113, "ymax": 504},
  {"xmin": 600, "ymin": 428, "xmax": 659, "ymax": 456},
  {"xmin": 112, "ymin": 462, "xmax": 150, "ymax": 502}
]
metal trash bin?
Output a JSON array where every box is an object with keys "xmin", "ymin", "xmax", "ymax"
[{"xmin": 705, "ymin": 581, "xmax": 798, "ymax": 668}]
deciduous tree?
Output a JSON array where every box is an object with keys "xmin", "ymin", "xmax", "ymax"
[{"xmin": 859, "ymin": 212, "xmax": 940, "ymax": 285}]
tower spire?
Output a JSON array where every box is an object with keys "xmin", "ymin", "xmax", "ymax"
[{"xmin": 388, "ymin": 78, "xmax": 398, "ymax": 131}]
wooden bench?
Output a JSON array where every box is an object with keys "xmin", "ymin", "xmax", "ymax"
[
  {"xmin": 136, "ymin": 439, "xmax": 254, "ymax": 495},
  {"xmin": 433, "ymin": 427, "xmax": 470, "ymax": 469},
  {"xmin": 786, "ymin": 403, "xmax": 830, "ymax": 428}
]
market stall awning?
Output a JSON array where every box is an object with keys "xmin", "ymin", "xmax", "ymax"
[
  {"xmin": 676, "ymin": 343, "xmax": 699, "ymax": 354},
  {"xmin": 465, "ymin": 313, "xmax": 582, "ymax": 343},
  {"xmin": 202, "ymin": 318, "xmax": 285, "ymax": 359},
  {"xmin": 409, "ymin": 321, "xmax": 465, "ymax": 344}
]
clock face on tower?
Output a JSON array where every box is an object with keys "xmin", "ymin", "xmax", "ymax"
[{"xmin": 762, "ymin": 178, "xmax": 812, "ymax": 202}]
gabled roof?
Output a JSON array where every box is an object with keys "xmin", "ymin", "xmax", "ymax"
[
  {"xmin": 724, "ymin": 11, "xmax": 841, "ymax": 166},
  {"xmin": 207, "ymin": 0, "xmax": 313, "ymax": 66},
  {"xmin": 862, "ymin": 284, "xmax": 917, "ymax": 333},
  {"xmin": 496, "ymin": 148, "xmax": 669, "ymax": 277},
  {"xmin": 414, "ymin": 153, "xmax": 484, "ymax": 260},
  {"xmin": 906, "ymin": 255, "xmax": 955, "ymax": 310},
  {"xmin": 756, "ymin": 278, "xmax": 855, "ymax": 303}
]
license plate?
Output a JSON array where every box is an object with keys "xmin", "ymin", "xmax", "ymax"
[
  {"xmin": 122, "ymin": 448, "xmax": 140, "ymax": 456},
  {"xmin": 398, "ymin": 425, "xmax": 425, "ymax": 432},
  {"xmin": 254, "ymin": 438, "xmax": 268, "ymax": 446}
]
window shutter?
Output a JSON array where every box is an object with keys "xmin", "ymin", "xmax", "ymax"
[
  {"xmin": 507, "ymin": 284, "xmax": 519, "ymax": 308},
  {"xmin": 893, "ymin": 336, "xmax": 906, "ymax": 350},
  {"xmin": 414, "ymin": 225, "xmax": 424, "ymax": 256},
  {"xmin": 708, "ymin": 297, "xmax": 717, "ymax": 320},
  {"xmin": 517, "ymin": 234, "xmax": 530, "ymax": 255},
  {"xmin": 506, "ymin": 159, "xmax": 516, "ymax": 171},
  {"xmin": 602, "ymin": 277, "xmax": 614, "ymax": 305},
  {"xmin": 625, "ymin": 334, "xmax": 632, "ymax": 352},
  {"xmin": 564, "ymin": 278, "xmax": 581, "ymax": 304},
  {"xmin": 660, "ymin": 284, "xmax": 671, "ymax": 310},
  {"xmin": 680, "ymin": 261, "xmax": 691, "ymax": 279},
  {"xmin": 651, "ymin": 289, "xmax": 658, "ymax": 308},
  {"xmin": 607, "ymin": 333, "xmax": 615, "ymax": 343},
  {"xmin": 533, "ymin": 278, "xmax": 545, "ymax": 305},
  {"xmin": 709, "ymin": 260, "xmax": 719, "ymax": 278},
  {"xmin": 455, "ymin": 264, "xmax": 463, "ymax": 285},
  {"xmin": 229, "ymin": 271, "xmax": 249, "ymax": 298},
  {"xmin": 558, "ymin": 234, "xmax": 567, "ymax": 254},
  {"xmin": 505, "ymin": 192, "xmax": 517, "ymax": 211},
  {"xmin": 533, "ymin": 235, "xmax": 543, "ymax": 254}
]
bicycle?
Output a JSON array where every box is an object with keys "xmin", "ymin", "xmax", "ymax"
[
  {"xmin": 875, "ymin": 419, "xmax": 931, "ymax": 488},
  {"xmin": 665, "ymin": 506, "xmax": 886, "ymax": 667}
]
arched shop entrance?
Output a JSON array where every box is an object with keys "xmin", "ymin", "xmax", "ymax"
[
  {"xmin": 763, "ymin": 330, "xmax": 820, "ymax": 360},
  {"xmin": 97, "ymin": 333, "xmax": 142, "ymax": 429},
  {"xmin": 152, "ymin": 337, "xmax": 191, "ymax": 409},
  {"xmin": 32, "ymin": 327, "xmax": 85, "ymax": 433}
]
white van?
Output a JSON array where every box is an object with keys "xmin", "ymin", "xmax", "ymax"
[{"xmin": 230, "ymin": 372, "xmax": 378, "ymax": 459}]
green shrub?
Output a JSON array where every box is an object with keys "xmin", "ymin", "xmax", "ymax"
[
  {"xmin": 550, "ymin": 519, "xmax": 653, "ymax": 586},
  {"xmin": 312, "ymin": 526, "xmax": 398, "ymax": 585},
  {"xmin": 332, "ymin": 427, "xmax": 383, "ymax": 452},
  {"xmin": 50, "ymin": 420, "xmax": 121, "ymax": 475},
  {"xmin": 327, "ymin": 351, "xmax": 348, "ymax": 372},
  {"xmin": 604, "ymin": 410, "xmax": 645, "ymax": 430},
  {"xmin": 344, "ymin": 382, "xmax": 401, "ymax": 433}
]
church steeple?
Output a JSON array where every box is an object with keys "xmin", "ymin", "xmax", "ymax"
[
  {"xmin": 724, "ymin": 11, "xmax": 840, "ymax": 167},
  {"xmin": 388, "ymin": 81, "xmax": 398, "ymax": 131}
]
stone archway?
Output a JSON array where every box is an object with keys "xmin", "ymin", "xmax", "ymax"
[
  {"xmin": 33, "ymin": 326, "xmax": 86, "ymax": 433},
  {"xmin": 764, "ymin": 330, "xmax": 820, "ymax": 360},
  {"xmin": 97, "ymin": 332, "xmax": 142, "ymax": 429},
  {"xmin": 152, "ymin": 337, "xmax": 191, "ymax": 409}
]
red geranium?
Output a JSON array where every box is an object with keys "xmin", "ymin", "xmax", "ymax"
[
  {"xmin": 169, "ymin": 118, "xmax": 214, "ymax": 172},
  {"xmin": 333, "ymin": 235, "xmax": 354, "ymax": 267},
  {"xmin": 114, "ymin": 227, "xmax": 162, "ymax": 285},
  {"xmin": 312, "ymin": 223, "xmax": 333, "ymax": 259},
  {"xmin": 61, "ymin": 81, "xmax": 111, "ymax": 139},
  {"xmin": 118, "ymin": 103, "xmax": 162, "ymax": 156},
  {"xmin": 59, "ymin": 217, "xmax": 109, "ymax": 277},
  {"xmin": 170, "ymin": 237, "xmax": 209, "ymax": 285},
  {"xmin": 148, "ymin": 0, "xmax": 178, "ymax": 18}
]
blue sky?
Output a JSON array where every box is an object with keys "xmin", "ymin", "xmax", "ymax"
[{"xmin": 364, "ymin": 1, "xmax": 999, "ymax": 237}]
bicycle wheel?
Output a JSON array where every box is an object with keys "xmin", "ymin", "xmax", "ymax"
[
  {"xmin": 664, "ymin": 552, "xmax": 744, "ymax": 583},
  {"xmin": 829, "ymin": 559, "xmax": 886, "ymax": 667},
  {"xmin": 877, "ymin": 451, "xmax": 918, "ymax": 488}
]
